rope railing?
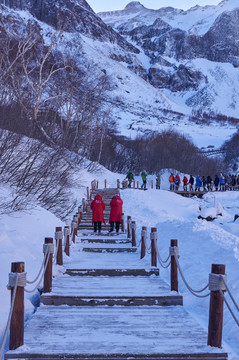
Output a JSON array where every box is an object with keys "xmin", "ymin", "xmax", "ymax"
[
  {"xmin": 24, "ymin": 250, "xmax": 51, "ymax": 294},
  {"xmin": 0, "ymin": 274, "xmax": 19, "ymax": 359},
  {"xmin": 153, "ymin": 238, "xmax": 171, "ymax": 269},
  {"xmin": 173, "ymin": 251, "xmax": 210, "ymax": 298}
]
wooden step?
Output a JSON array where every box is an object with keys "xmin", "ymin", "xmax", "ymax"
[
  {"xmin": 65, "ymin": 268, "xmax": 160, "ymax": 276},
  {"xmin": 40, "ymin": 274, "xmax": 181, "ymax": 306},
  {"xmin": 5, "ymin": 306, "xmax": 228, "ymax": 360},
  {"xmin": 41, "ymin": 295, "xmax": 183, "ymax": 306},
  {"xmin": 80, "ymin": 238, "xmax": 131, "ymax": 244},
  {"xmin": 82, "ymin": 247, "xmax": 137, "ymax": 253},
  {"xmin": 5, "ymin": 354, "xmax": 228, "ymax": 360}
]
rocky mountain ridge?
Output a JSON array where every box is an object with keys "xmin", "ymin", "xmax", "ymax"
[
  {"xmin": 0, "ymin": 0, "xmax": 238, "ymax": 149},
  {"xmin": 99, "ymin": 0, "xmax": 239, "ymax": 119}
]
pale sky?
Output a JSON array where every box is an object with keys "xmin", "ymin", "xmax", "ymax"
[{"xmin": 87, "ymin": 0, "xmax": 220, "ymax": 13}]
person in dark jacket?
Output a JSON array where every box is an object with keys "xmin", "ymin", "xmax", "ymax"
[
  {"xmin": 126, "ymin": 169, "xmax": 134, "ymax": 188},
  {"xmin": 189, "ymin": 175, "xmax": 194, "ymax": 191},
  {"xmin": 207, "ymin": 175, "xmax": 212, "ymax": 191},
  {"xmin": 214, "ymin": 175, "xmax": 219, "ymax": 191},
  {"xmin": 90, "ymin": 194, "xmax": 105, "ymax": 233},
  {"xmin": 109, "ymin": 191, "xmax": 123, "ymax": 233}
]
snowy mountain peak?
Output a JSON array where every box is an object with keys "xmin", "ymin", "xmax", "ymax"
[{"xmin": 124, "ymin": 1, "xmax": 145, "ymax": 10}]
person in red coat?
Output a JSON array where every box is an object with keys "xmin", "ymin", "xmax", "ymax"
[
  {"xmin": 90, "ymin": 194, "xmax": 105, "ymax": 233},
  {"xmin": 109, "ymin": 191, "xmax": 123, "ymax": 233}
]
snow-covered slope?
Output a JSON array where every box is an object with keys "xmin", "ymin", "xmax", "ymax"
[
  {"xmin": 0, "ymin": 0, "xmax": 238, "ymax": 149},
  {"xmin": 99, "ymin": 0, "xmax": 239, "ymax": 125}
]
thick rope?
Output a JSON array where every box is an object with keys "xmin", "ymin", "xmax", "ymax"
[
  {"xmin": 219, "ymin": 290, "xmax": 239, "ymax": 326},
  {"xmin": 24, "ymin": 250, "xmax": 51, "ymax": 293},
  {"xmin": 7, "ymin": 272, "xmax": 27, "ymax": 289},
  {"xmin": 173, "ymin": 251, "xmax": 210, "ymax": 297},
  {"xmin": 220, "ymin": 275, "xmax": 239, "ymax": 311},
  {"xmin": 209, "ymin": 273, "xmax": 227, "ymax": 291},
  {"xmin": 0, "ymin": 274, "xmax": 19, "ymax": 359},
  {"xmin": 153, "ymin": 238, "xmax": 171, "ymax": 269},
  {"xmin": 26, "ymin": 245, "xmax": 52, "ymax": 285}
]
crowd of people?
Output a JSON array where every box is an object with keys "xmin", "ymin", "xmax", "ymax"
[
  {"xmin": 168, "ymin": 173, "xmax": 239, "ymax": 192},
  {"xmin": 90, "ymin": 190, "xmax": 123, "ymax": 234}
]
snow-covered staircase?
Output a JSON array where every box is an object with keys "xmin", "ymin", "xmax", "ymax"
[{"xmin": 5, "ymin": 188, "xmax": 228, "ymax": 360}]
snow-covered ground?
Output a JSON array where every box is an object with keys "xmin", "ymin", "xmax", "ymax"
[{"xmin": 0, "ymin": 168, "xmax": 238, "ymax": 360}]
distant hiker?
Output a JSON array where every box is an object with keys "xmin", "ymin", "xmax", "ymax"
[
  {"xmin": 206, "ymin": 175, "xmax": 212, "ymax": 191},
  {"xmin": 126, "ymin": 169, "xmax": 134, "ymax": 188},
  {"xmin": 175, "ymin": 174, "xmax": 181, "ymax": 191},
  {"xmin": 90, "ymin": 194, "xmax": 105, "ymax": 233},
  {"xmin": 195, "ymin": 175, "xmax": 202, "ymax": 191},
  {"xmin": 219, "ymin": 174, "xmax": 225, "ymax": 191},
  {"xmin": 156, "ymin": 173, "xmax": 161, "ymax": 189},
  {"xmin": 109, "ymin": 191, "xmax": 123, "ymax": 233},
  {"xmin": 183, "ymin": 175, "xmax": 188, "ymax": 191},
  {"xmin": 188, "ymin": 175, "xmax": 194, "ymax": 191},
  {"xmin": 202, "ymin": 176, "xmax": 207, "ymax": 191},
  {"xmin": 141, "ymin": 170, "xmax": 147, "ymax": 190},
  {"xmin": 169, "ymin": 173, "xmax": 175, "ymax": 191},
  {"xmin": 214, "ymin": 175, "xmax": 219, "ymax": 191}
]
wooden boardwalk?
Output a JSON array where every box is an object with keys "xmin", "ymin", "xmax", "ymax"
[{"xmin": 5, "ymin": 188, "xmax": 228, "ymax": 360}]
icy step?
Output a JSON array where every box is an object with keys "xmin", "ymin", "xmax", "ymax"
[
  {"xmin": 5, "ymin": 306, "xmax": 227, "ymax": 360},
  {"xmin": 82, "ymin": 247, "xmax": 137, "ymax": 253},
  {"xmin": 40, "ymin": 275, "xmax": 182, "ymax": 306},
  {"xmin": 65, "ymin": 268, "xmax": 159, "ymax": 276},
  {"xmin": 80, "ymin": 238, "xmax": 131, "ymax": 244}
]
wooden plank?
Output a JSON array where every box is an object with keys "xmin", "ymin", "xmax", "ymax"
[
  {"xmin": 82, "ymin": 248, "xmax": 137, "ymax": 253},
  {"xmin": 40, "ymin": 295, "xmax": 183, "ymax": 306},
  {"xmin": 5, "ymin": 354, "xmax": 228, "ymax": 360},
  {"xmin": 65, "ymin": 268, "xmax": 160, "ymax": 276},
  {"xmin": 80, "ymin": 238, "xmax": 131, "ymax": 244},
  {"xmin": 5, "ymin": 306, "xmax": 227, "ymax": 359}
]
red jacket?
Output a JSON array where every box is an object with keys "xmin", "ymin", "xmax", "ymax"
[
  {"xmin": 109, "ymin": 195, "xmax": 123, "ymax": 223},
  {"xmin": 90, "ymin": 195, "xmax": 105, "ymax": 224}
]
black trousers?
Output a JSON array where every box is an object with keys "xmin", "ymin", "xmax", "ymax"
[
  {"xmin": 94, "ymin": 222, "xmax": 102, "ymax": 232},
  {"xmin": 110, "ymin": 222, "xmax": 120, "ymax": 232}
]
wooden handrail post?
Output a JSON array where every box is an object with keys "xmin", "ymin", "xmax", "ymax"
[
  {"xmin": 141, "ymin": 226, "xmax": 147, "ymax": 259},
  {"xmin": 137, "ymin": 181, "xmax": 139, "ymax": 189},
  {"xmin": 170, "ymin": 239, "xmax": 178, "ymax": 291},
  {"xmin": 117, "ymin": 179, "xmax": 120, "ymax": 189},
  {"xmin": 151, "ymin": 227, "xmax": 157, "ymax": 267},
  {"xmin": 104, "ymin": 179, "xmax": 107, "ymax": 188},
  {"xmin": 82, "ymin": 198, "xmax": 86, "ymax": 212},
  {"xmin": 121, "ymin": 213, "xmax": 125, "ymax": 232},
  {"xmin": 127, "ymin": 215, "xmax": 132, "ymax": 239},
  {"xmin": 133, "ymin": 180, "xmax": 135, "ymax": 189},
  {"xmin": 87, "ymin": 187, "xmax": 90, "ymax": 200},
  {"xmin": 64, "ymin": 226, "xmax": 70, "ymax": 256},
  {"xmin": 132, "ymin": 221, "xmax": 136, "ymax": 247},
  {"xmin": 9, "ymin": 262, "xmax": 25, "ymax": 350},
  {"xmin": 43, "ymin": 238, "xmax": 53, "ymax": 293},
  {"xmin": 72, "ymin": 221, "xmax": 77, "ymax": 243},
  {"xmin": 151, "ymin": 180, "xmax": 154, "ymax": 189},
  {"xmin": 55, "ymin": 227, "xmax": 63, "ymax": 266},
  {"xmin": 208, "ymin": 264, "xmax": 226, "ymax": 348},
  {"xmin": 78, "ymin": 206, "xmax": 83, "ymax": 222},
  {"xmin": 73, "ymin": 215, "xmax": 78, "ymax": 230}
]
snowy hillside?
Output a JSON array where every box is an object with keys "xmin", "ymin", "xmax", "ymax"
[
  {"xmin": 0, "ymin": 0, "xmax": 238, "ymax": 150},
  {"xmin": 0, "ymin": 169, "xmax": 238, "ymax": 359},
  {"xmin": 99, "ymin": 0, "xmax": 239, "ymax": 128}
]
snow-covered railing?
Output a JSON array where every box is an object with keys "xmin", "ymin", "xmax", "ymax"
[
  {"xmin": 139, "ymin": 225, "xmax": 238, "ymax": 348},
  {"xmin": 1, "ymin": 191, "xmax": 88, "ymax": 355}
]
